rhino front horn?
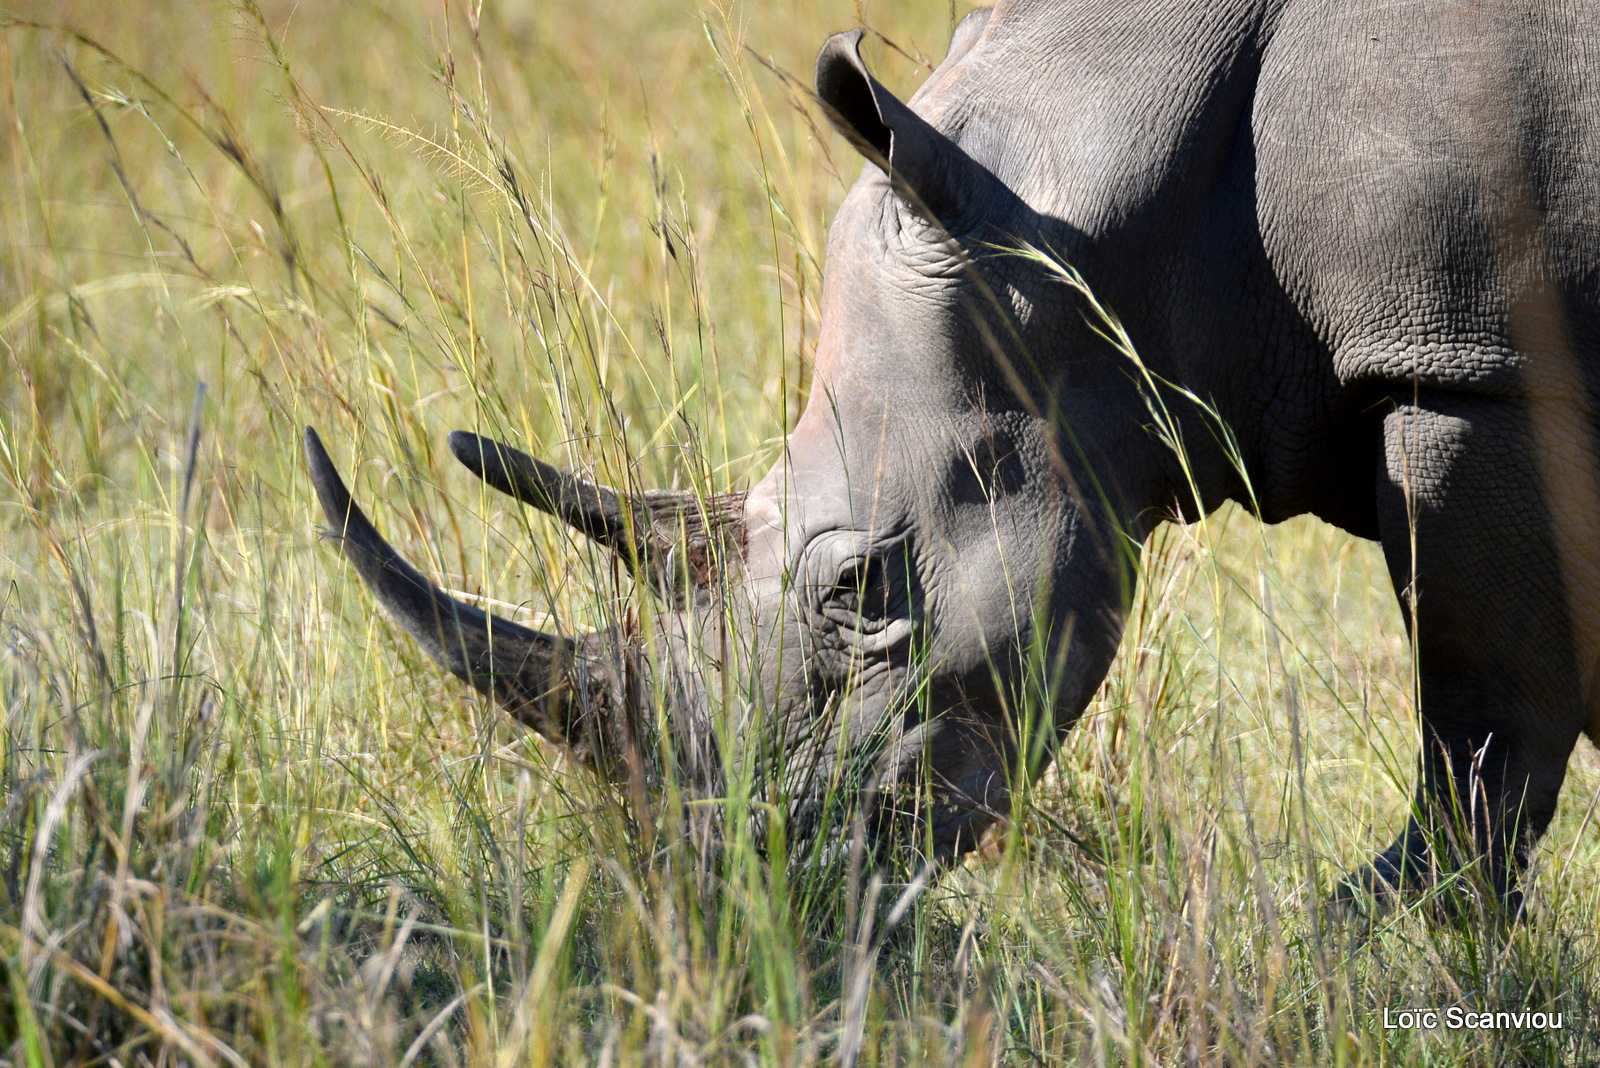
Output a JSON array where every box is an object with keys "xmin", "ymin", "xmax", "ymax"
[{"xmin": 303, "ymin": 427, "xmax": 635, "ymax": 777}]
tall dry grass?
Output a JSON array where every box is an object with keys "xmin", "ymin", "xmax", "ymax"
[{"xmin": 1, "ymin": 1, "xmax": 1598, "ymax": 1064}]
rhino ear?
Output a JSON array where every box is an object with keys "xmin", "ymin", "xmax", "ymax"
[{"xmin": 814, "ymin": 28, "xmax": 977, "ymax": 223}]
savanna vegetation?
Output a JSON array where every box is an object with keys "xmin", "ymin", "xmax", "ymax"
[{"xmin": 2, "ymin": 1, "xmax": 1598, "ymax": 1063}]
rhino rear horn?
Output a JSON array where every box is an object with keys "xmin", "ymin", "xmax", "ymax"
[
  {"xmin": 448, "ymin": 430, "xmax": 744, "ymax": 602},
  {"xmin": 304, "ymin": 427, "xmax": 634, "ymax": 777},
  {"xmin": 814, "ymin": 27, "xmax": 982, "ymax": 224}
]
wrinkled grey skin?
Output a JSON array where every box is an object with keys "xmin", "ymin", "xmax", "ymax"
[{"xmin": 308, "ymin": 0, "xmax": 1600, "ymax": 899}]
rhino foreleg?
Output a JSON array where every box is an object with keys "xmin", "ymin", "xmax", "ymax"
[{"xmin": 1348, "ymin": 393, "xmax": 1591, "ymax": 906}]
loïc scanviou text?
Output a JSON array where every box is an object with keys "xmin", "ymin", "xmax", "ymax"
[{"xmin": 1382, "ymin": 1008, "xmax": 1564, "ymax": 1031}]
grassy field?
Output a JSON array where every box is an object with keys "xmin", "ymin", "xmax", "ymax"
[{"xmin": 3, "ymin": 1, "xmax": 1599, "ymax": 1064}]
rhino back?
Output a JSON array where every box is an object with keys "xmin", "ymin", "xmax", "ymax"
[{"xmin": 1256, "ymin": 0, "xmax": 1600, "ymax": 399}]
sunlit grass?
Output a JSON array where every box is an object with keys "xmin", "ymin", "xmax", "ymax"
[{"xmin": 2, "ymin": 1, "xmax": 1598, "ymax": 1064}]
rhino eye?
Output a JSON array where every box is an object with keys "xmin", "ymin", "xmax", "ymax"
[{"xmin": 823, "ymin": 555, "xmax": 899, "ymax": 631}]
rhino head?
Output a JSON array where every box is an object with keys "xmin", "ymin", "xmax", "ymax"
[{"xmin": 307, "ymin": 21, "xmax": 1179, "ymax": 868}]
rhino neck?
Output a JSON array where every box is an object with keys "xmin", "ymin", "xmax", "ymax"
[
  {"xmin": 920, "ymin": 0, "xmax": 1273, "ymax": 248},
  {"xmin": 915, "ymin": 0, "xmax": 1347, "ymax": 531}
]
